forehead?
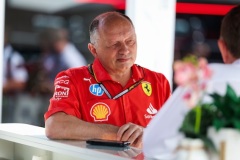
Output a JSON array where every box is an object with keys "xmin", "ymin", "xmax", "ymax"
[
  {"xmin": 99, "ymin": 14, "xmax": 131, "ymax": 27},
  {"xmin": 97, "ymin": 15, "xmax": 135, "ymax": 39}
]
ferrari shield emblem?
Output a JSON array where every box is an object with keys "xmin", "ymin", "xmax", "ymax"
[{"xmin": 141, "ymin": 81, "xmax": 152, "ymax": 96}]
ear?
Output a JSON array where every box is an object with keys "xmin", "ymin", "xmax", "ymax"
[
  {"xmin": 88, "ymin": 43, "xmax": 97, "ymax": 58},
  {"xmin": 218, "ymin": 39, "xmax": 228, "ymax": 63}
]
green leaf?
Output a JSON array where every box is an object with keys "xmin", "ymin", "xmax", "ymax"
[
  {"xmin": 210, "ymin": 84, "xmax": 240, "ymax": 130},
  {"xmin": 180, "ymin": 103, "xmax": 215, "ymax": 137},
  {"xmin": 233, "ymin": 119, "xmax": 240, "ymax": 130},
  {"xmin": 226, "ymin": 84, "xmax": 238, "ymax": 103},
  {"xmin": 213, "ymin": 119, "xmax": 226, "ymax": 131},
  {"xmin": 200, "ymin": 136, "xmax": 217, "ymax": 153},
  {"xmin": 182, "ymin": 55, "xmax": 198, "ymax": 66}
]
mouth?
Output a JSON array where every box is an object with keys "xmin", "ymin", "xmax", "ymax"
[{"xmin": 117, "ymin": 58, "xmax": 130, "ymax": 62}]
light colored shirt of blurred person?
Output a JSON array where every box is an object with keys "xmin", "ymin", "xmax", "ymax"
[
  {"xmin": 38, "ymin": 28, "xmax": 87, "ymax": 93},
  {"xmin": 3, "ymin": 29, "xmax": 28, "ymax": 94}
]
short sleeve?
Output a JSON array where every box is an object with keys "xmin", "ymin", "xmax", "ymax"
[{"xmin": 44, "ymin": 70, "xmax": 81, "ymax": 120}]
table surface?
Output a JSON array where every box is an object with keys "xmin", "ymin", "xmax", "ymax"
[{"xmin": 0, "ymin": 123, "xmax": 143, "ymax": 160}]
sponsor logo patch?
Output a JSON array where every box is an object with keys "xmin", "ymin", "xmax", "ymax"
[
  {"xmin": 144, "ymin": 114, "xmax": 155, "ymax": 119},
  {"xmin": 55, "ymin": 75, "xmax": 69, "ymax": 80},
  {"xmin": 141, "ymin": 81, "xmax": 152, "ymax": 96},
  {"xmin": 90, "ymin": 102, "xmax": 111, "ymax": 121},
  {"xmin": 89, "ymin": 84, "xmax": 104, "ymax": 96},
  {"xmin": 54, "ymin": 85, "xmax": 70, "ymax": 100},
  {"xmin": 55, "ymin": 80, "xmax": 69, "ymax": 85},
  {"xmin": 146, "ymin": 103, "xmax": 157, "ymax": 114},
  {"xmin": 145, "ymin": 103, "xmax": 157, "ymax": 119},
  {"xmin": 83, "ymin": 77, "xmax": 92, "ymax": 84}
]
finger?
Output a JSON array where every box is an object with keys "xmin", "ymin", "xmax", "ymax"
[
  {"xmin": 123, "ymin": 126, "xmax": 142, "ymax": 144},
  {"xmin": 132, "ymin": 134, "xmax": 143, "ymax": 148},
  {"xmin": 117, "ymin": 123, "xmax": 130, "ymax": 140},
  {"xmin": 121, "ymin": 124, "xmax": 141, "ymax": 144},
  {"xmin": 127, "ymin": 128, "xmax": 143, "ymax": 147}
]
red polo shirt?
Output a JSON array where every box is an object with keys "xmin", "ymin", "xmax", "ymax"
[{"xmin": 44, "ymin": 59, "xmax": 171, "ymax": 127}]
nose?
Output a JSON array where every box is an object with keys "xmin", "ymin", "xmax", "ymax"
[{"xmin": 119, "ymin": 43, "xmax": 129, "ymax": 55}]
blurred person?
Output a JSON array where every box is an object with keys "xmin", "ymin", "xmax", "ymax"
[
  {"xmin": 37, "ymin": 28, "xmax": 87, "ymax": 93},
  {"xmin": 143, "ymin": 4, "xmax": 240, "ymax": 159},
  {"xmin": 44, "ymin": 11, "xmax": 171, "ymax": 148},
  {"xmin": 2, "ymin": 28, "xmax": 28, "ymax": 122},
  {"xmin": 217, "ymin": 4, "xmax": 240, "ymax": 65},
  {"xmin": 3, "ymin": 28, "xmax": 28, "ymax": 93}
]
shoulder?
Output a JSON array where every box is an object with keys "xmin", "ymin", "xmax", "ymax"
[
  {"xmin": 140, "ymin": 65, "xmax": 167, "ymax": 80},
  {"xmin": 208, "ymin": 63, "xmax": 240, "ymax": 80},
  {"xmin": 9, "ymin": 48, "xmax": 25, "ymax": 63},
  {"xmin": 12, "ymin": 50, "xmax": 24, "ymax": 60},
  {"xmin": 136, "ymin": 65, "xmax": 170, "ymax": 87},
  {"xmin": 207, "ymin": 63, "xmax": 240, "ymax": 95},
  {"xmin": 209, "ymin": 63, "xmax": 240, "ymax": 74},
  {"xmin": 5, "ymin": 45, "xmax": 23, "ymax": 59},
  {"xmin": 56, "ymin": 65, "xmax": 89, "ymax": 80}
]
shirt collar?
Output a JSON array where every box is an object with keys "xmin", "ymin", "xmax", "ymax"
[
  {"xmin": 232, "ymin": 59, "xmax": 240, "ymax": 65},
  {"xmin": 92, "ymin": 59, "xmax": 144, "ymax": 82},
  {"xmin": 92, "ymin": 59, "xmax": 111, "ymax": 82}
]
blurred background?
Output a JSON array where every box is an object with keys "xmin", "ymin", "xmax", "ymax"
[{"xmin": 2, "ymin": 0, "xmax": 238, "ymax": 126}]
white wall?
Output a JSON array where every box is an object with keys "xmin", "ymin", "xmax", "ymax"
[
  {"xmin": 0, "ymin": 0, "xmax": 6, "ymax": 123},
  {"xmin": 126, "ymin": 0, "xmax": 176, "ymax": 90}
]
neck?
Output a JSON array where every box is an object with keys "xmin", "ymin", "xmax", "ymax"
[
  {"xmin": 226, "ymin": 55, "xmax": 237, "ymax": 64},
  {"xmin": 110, "ymin": 69, "xmax": 131, "ymax": 87}
]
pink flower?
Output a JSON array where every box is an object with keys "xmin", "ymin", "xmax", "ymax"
[
  {"xmin": 198, "ymin": 58, "xmax": 212, "ymax": 80},
  {"xmin": 174, "ymin": 61, "xmax": 198, "ymax": 86},
  {"xmin": 183, "ymin": 91, "xmax": 201, "ymax": 108},
  {"xmin": 173, "ymin": 56, "xmax": 212, "ymax": 108}
]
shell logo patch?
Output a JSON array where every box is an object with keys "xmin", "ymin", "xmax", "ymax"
[
  {"xmin": 90, "ymin": 102, "xmax": 111, "ymax": 121},
  {"xmin": 141, "ymin": 81, "xmax": 152, "ymax": 96}
]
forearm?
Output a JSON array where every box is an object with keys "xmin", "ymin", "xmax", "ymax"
[{"xmin": 45, "ymin": 112, "xmax": 119, "ymax": 140}]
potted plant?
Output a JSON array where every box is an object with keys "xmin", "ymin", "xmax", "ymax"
[
  {"xmin": 173, "ymin": 55, "xmax": 214, "ymax": 160},
  {"xmin": 174, "ymin": 55, "xmax": 240, "ymax": 160},
  {"xmin": 207, "ymin": 84, "xmax": 240, "ymax": 160}
]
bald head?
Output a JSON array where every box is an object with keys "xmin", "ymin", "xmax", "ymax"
[{"xmin": 89, "ymin": 12, "xmax": 134, "ymax": 45}]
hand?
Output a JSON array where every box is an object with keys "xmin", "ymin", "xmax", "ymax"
[{"xmin": 117, "ymin": 122, "xmax": 144, "ymax": 148}]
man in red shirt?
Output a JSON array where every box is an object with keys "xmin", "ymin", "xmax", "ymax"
[{"xmin": 44, "ymin": 11, "xmax": 171, "ymax": 148}]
